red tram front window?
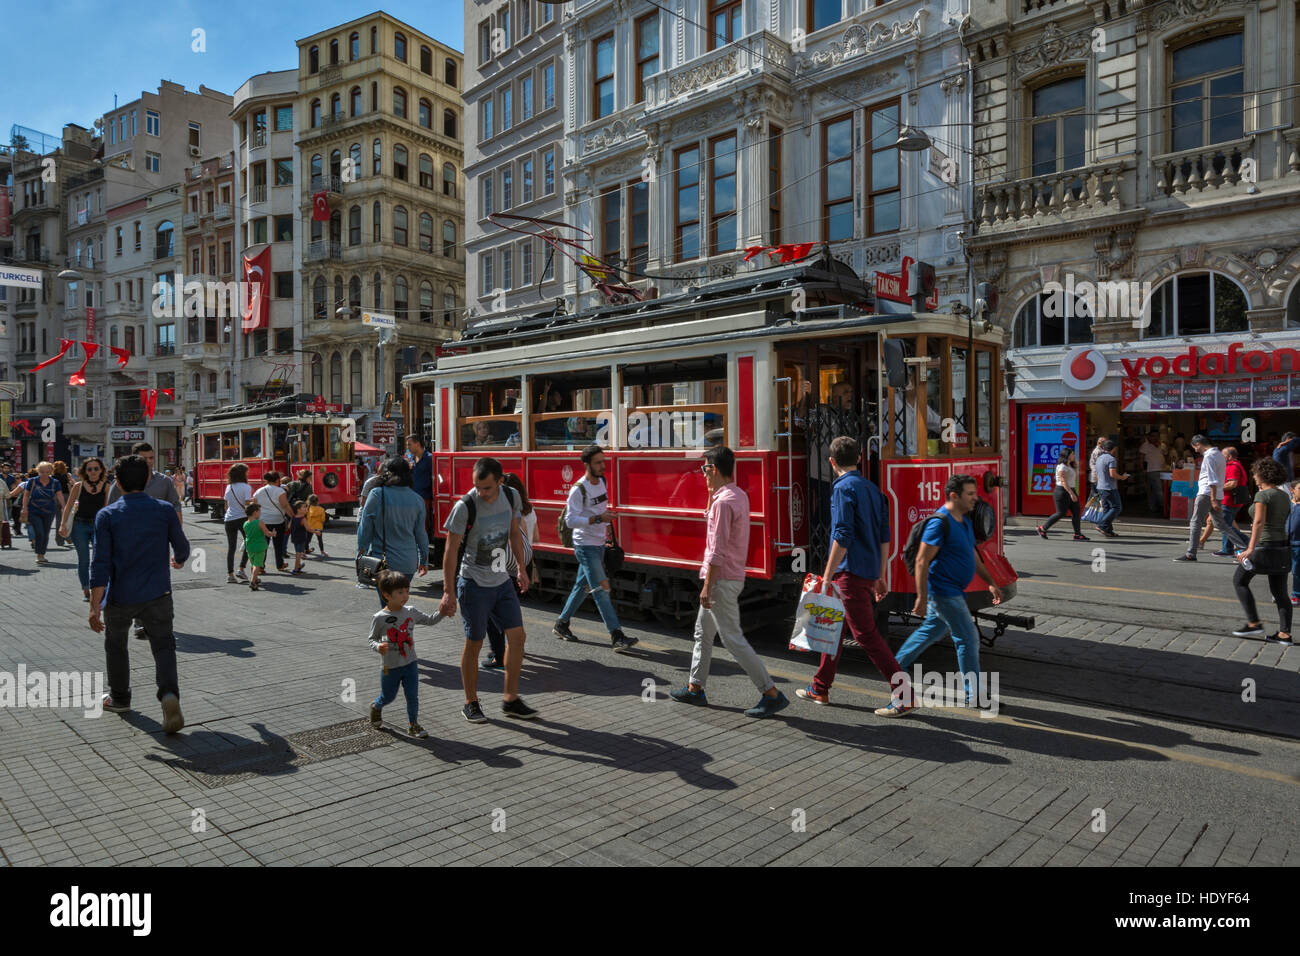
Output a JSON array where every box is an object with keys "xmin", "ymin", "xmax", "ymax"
[
  {"xmin": 242, "ymin": 429, "xmax": 263, "ymax": 458},
  {"xmin": 532, "ymin": 367, "xmax": 611, "ymax": 449},
  {"xmin": 221, "ymin": 431, "xmax": 240, "ymax": 460},
  {"xmin": 203, "ymin": 433, "xmax": 221, "ymax": 461},
  {"xmin": 621, "ymin": 357, "xmax": 726, "ymax": 450}
]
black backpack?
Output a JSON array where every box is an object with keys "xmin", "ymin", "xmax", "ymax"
[
  {"xmin": 902, "ymin": 511, "xmax": 949, "ymax": 577},
  {"xmin": 454, "ymin": 486, "xmax": 519, "ymax": 573}
]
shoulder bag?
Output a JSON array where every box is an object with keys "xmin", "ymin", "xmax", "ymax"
[
  {"xmin": 355, "ymin": 487, "xmax": 388, "ymax": 585},
  {"xmin": 604, "ymin": 520, "xmax": 625, "ymax": 574}
]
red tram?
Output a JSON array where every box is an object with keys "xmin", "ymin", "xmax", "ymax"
[
  {"xmin": 188, "ymin": 393, "xmax": 361, "ymax": 518},
  {"xmin": 403, "ymin": 254, "xmax": 1020, "ymax": 633}
]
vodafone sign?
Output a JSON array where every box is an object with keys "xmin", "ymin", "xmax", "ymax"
[{"xmin": 1060, "ymin": 347, "xmax": 1106, "ymax": 390}]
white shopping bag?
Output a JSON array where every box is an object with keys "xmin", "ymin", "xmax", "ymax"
[{"xmin": 789, "ymin": 574, "xmax": 846, "ymax": 655}]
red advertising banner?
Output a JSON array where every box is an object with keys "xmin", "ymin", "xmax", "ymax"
[
  {"xmin": 874, "ymin": 256, "xmax": 940, "ymax": 309},
  {"xmin": 242, "ymin": 247, "xmax": 270, "ymax": 332},
  {"xmin": 85, "ymin": 306, "xmax": 95, "ymax": 342}
]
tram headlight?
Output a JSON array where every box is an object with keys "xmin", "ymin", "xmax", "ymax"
[{"xmin": 322, "ymin": 471, "xmax": 339, "ymax": 489}]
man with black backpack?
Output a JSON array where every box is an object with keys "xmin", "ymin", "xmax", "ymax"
[
  {"xmin": 552, "ymin": 444, "xmax": 636, "ymax": 652},
  {"xmin": 895, "ymin": 473, "xmax": 1002, "ymax": 708},
  {"xmin": 439, "ymin": 457, "xmax": 538, "ymax": 723}
]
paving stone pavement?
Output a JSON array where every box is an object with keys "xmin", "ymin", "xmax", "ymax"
[{"xmin": 1, "ymin": 515, "xmax": 1298, "ymax": 866}]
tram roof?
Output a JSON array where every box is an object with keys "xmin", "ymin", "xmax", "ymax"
[{"xmin": 194, "ymin": 392, "xmax": 354, "ymax": 426}]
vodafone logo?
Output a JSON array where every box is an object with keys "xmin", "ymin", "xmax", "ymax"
[{"xmin": 1061, "ymin": 346, "xmax": 1107, "ymax": 391}]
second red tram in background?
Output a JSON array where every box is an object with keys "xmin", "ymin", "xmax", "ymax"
[{"xmin": 404, "ymin": 254, "xmax": 1020, "ymax": 635}]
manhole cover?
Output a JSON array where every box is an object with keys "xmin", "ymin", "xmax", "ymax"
[{"xmin": 161, "ymin": 720, "xmax": 393, "ymax": 788}]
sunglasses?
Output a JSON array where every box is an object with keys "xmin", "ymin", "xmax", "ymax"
[{"xmin": 700, "ymin": 464, "xmax": 713, "ymax": 474}]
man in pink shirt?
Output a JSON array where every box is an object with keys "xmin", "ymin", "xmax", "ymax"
[{"xmin": 670, "ymin": 446, "xmax": 789, "ymax": 718}]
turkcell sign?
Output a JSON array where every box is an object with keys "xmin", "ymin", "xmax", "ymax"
[
  {"xmin": 361, "ymin": 311, "xmax": 396, "ymax": 329},
  {"xmin": 0, "ymin": 265, "xmax": 43, "ymax": 290}
]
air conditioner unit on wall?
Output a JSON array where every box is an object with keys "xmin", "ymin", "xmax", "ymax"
[{"xmin": 189, "ymin": 145, "xmax": 200, "ymax": 157}]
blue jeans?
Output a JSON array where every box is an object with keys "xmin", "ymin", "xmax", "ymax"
[
  {"xmin": 558, "ymin": 545, "xmax": 621, "ymax": 632},
  {"xmin": 373, "ymin": 659, "xmax": 420, "ymax": 724},
  {"xmin": 895, "ymin": 592, "xmax": 981, "ymax": 700},
  {"xmin": 27, "ymin": 512, "xmax": 54, "ymax": 556},
  {"xmin": 70, "ymin": 517, "xmax": 96, "ymax": 589},
  {"xmin": 1097, "ymin": 488, "xmax": 1121, "ymax": 533},
  {"xmin": 1219, "ymin": 504, "xmax": 1239, "ymax": 553},
  {"xmin": 1291, "ymin": 545, "xmax": 1300, "ymax": 600}
]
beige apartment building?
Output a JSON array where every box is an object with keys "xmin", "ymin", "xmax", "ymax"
[{"xmin": 295, "ymin": 12, "xmax": 465, "ymax": 446}]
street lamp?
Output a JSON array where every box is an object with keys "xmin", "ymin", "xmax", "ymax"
[{"xmin": 894, "ymin": 126, "xmax": 932, "ymax": 152}]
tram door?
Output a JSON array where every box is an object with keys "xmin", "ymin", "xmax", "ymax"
[{"xmin": 776, "ymin": 339, "xmax": 879, "ymax": 575}]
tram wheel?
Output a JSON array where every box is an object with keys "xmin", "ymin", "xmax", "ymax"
[{"xmin": 650, "ymin": 603, "xmax": 693, "ymax": 630}]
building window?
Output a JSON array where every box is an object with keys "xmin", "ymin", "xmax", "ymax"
[
  {"xmin": 709, "ymin": 134, "xmax": 737, "ymax": 256},
  {"xmin": 501, "ymin": 86, "xmax": 513, "ymax": 131},
  {"xmin": 444, "ymin": 163, "xmax": 457, "ymax": 197},
  {"xmin": 541, "ymin": 2, "xmax": 553, "ymax": 24},
  {"xmin": 373, "ymin": 271, "xmax": 384, "ymax": 310},
  {"xmin": 808, "ymin": 0, "xmax": 840, "ymax": 32},
  {"xmin": 310, "ymin": 99, "xmax": 321, "ymax": 127},
  {"xmin": 419, "ymin": 282, "xmax": 434, "ymax": 322},
  {"xmin": 351, "ymin": 142, "xmax": 362, "ymax": 178},
  {"xmin": 313, "ymin": 276, "xmax": 327, "ymax": 320},
  {"xmin": 675, "ymin": 146, "xmax": 701, "ymax": 261},
  {"xmin": 275, "ymin": 215, "xmax": 292, "ymax": 243},
  {"xmin": 1142, "ymin": 272, "xmax": 1249, "ymax": 339},
  {"xmin": 371, "ymin": 25, "xmax": 378, "ymax": 54},
  {"xmin": 543, "ymin": 63, "xmax": 555, "ymax": 111},
  {"xmin": 393, "ymin": 206, "xmax": 408, "ymax": 245},
  {"xmin": 276, "ymin": 272, "xmax": 294, "ymax": 298},
  {"xmin": 419, "ymin": 213, "xmax": 433, "ymax": 251},
  {"xmin": 1032, "ymin": 76, "xmax": 1086, "ymax": 175},
  {"xmin": 276, "ymin": 105, "xmax": 293, "ymax": 130},
  {"xmin": 521, "ymin": 157, "xmax": 534, "ymax": 204},
  {"xmin": 351, "ymin": 86, "xmax": 363, "ymax": 116},
  {"xmin": 521, "ymin": 241, "xmax": 534, "ymax": 286},
  {"xmin": 444, "ymin": 286, "xmax": 457, "ymax": 324},
  {"xmin": 330, "ymin": 93, "xmax": 342, "ymax": 119},
  {"xmin": 636, "ymin": 13, "xmax": 659, "ymax": 103},
  {"xmin": 330, "ymin": 352, "xmax": 343, "ymax": 403},
  {"xmin": 501, "ymin": 248, "xmax": 512, "ymax": 290},
  {"xmin": 501, "ymin": 165, "xmax": 513, "ymax": 208},
  {"xmin": 482, "ymin": 172, "xmax": 494, "ymax": 217},
  {"xmin": 146, "ymin": 110, "xmax": 159, "ymax": 136},
  {"xmin": 519, "ymin": 0, "xmax": 531, "ymax": 37},
  {"xmin": 350, "ymin": 32, "xmax": 359, "ymax": 60},
  {"xmin": 482, "ymin": 98, "xmax": 494, "ymax": 139},
  {"xmin": 394, "ymin": 276, "xmax": 408, "ymax": 321},
  {"xmin": 372, "ymin": 138, "xmax": 381, "ymax": 176},
  {"xmin": 393, "ymin": 87, "xmax": 407, "ymax": 119},
  {"xmin": 1170, "ymin": 32, "xmax": 1244, "ymax": 151},
  {"xmin": 419, "ymin": 153, "xmax": 434, "ymax": 188},
  {"xmin": 499, "ymin": 6, "xmax": 511, "ymax": 47},
  {"xmin": 115, "ymin": 227, "xmax": 123, "ymax": 255},
  {"xmin": 274, "ymin": 158, "xmax": 293, "ymax": 185},
  {"xmin": 769, "ymin": 126, "xmax": 782, "ymax": 246},
  {"xmin": 628, "ymin": 180, "xmax": 649, "ymax": 273},
  {"xmin": 822, "ymin": 114, "xmax": 853, "ymax": 241},
  {"xmin": 481, "ymin": 252, "xmax": 494, "ymax": 297},
  {"xmin": 593, "ymin": 35, "xmax": 614, "ymax": 120},
  {"xmin": 543, "ymin": 148, "xmax": 555, "ymax": 195},
  {"xmin": 479, "ymin": 21, "xmax": 492, "ymax": 65},
  {"xmin": 419, "ymin": 44, "xmax": 432, "ymax": 74},
  {"xmin": 393, "ymin": 144, "xmax": 408, "ymax": 180},
  {"xmin": 349, "ymin": 275, "xmax": 361, "ymax": 308},
  {"xmin": 371, "ymin": 82, "xmax": 378, "ymax": 112},
  {"xmin": 446, "ymin": 59, "xmax": 457, "ymax": 87},
  {"xmin": 329, "ymin": 38, "xmax": 339, "ymax": 65},
  {"xmin": 443, "ymin": 220, "xmax": 456, "ymax": 256},
  {"xmin": 709, "ymin": 0, "xmax": 741, "ymax": 51},
  {"xmin": 520, "ymin": 75, "xmax": 533, "ymax": 121},
  {"xmin": 866, "ymin": 100, "xmax": 900, "ymax": 235},
  {"xmin": 373, "ymin": 201, "xmax": 382, "ymax": 243},
  {"xmin": 601, "ymin": 188, "xmax": 621, "ymax": 268},
  {"xmin": 394, "ymin": 32, "xmax": 407, "ymax": 62},
  {"xmin": 419, "ymin": 98, "xmax": 432, "ymax": 128},
  {"xmin": 1013, "ymin": 293, "xmax": 1094, "ymax": 349},
  {"xmin": 309, "ymin": 45, "xmax": 319, "ymax": 73},
  {"xmin": 146, "ymin": 152, "xmax": 161, "ymax": 173},
  {"xmin": 444, "ymin": 108, "xmax": 457, "ymax": 138},
  {"xmin": 253, "ymin": 217, "xmax": 267, "ymax": 244}
]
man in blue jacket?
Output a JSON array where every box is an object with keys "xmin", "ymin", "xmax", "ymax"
[
  {"xmin": 407, "ymin": 433, "xmax": 434, "ymax": 536},
  {"xmin": 89, "ymin": 454, "xmax": 191, "ymax": 733},
  {"xmin": 1273, "ymin": 431, "xmax": 1298, "ymax": 484}
]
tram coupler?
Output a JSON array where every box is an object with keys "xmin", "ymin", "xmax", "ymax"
[{"xmin": 973, "ymin": 610, "xmax": 1035, "ymax": 648}]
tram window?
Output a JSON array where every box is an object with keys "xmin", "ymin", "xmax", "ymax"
[
  {"xmin": 533, "ymin": 368, "xmax": 612, "ymax": 449},
  {"xmin": 925, "ymin": 339, "xmax": 946, "ymax": 454},
  {"xmin": 203, "ymin": 434, "xmax": 221, "ymax": 461},
  {"xmin": 242, "ymin": 429, "xmax": 263, "ymax": 458},
  {"xmin": 221, "ymin": 431, "xmax": 241, "ymax": 460},
  {"xmin": 621, "ymin": 357, "xmax": 726, "ymax": 449},
  {"xmin": 951, "ymin": 345, "xmax": 968, "ymax": 451},
  {"xmin": 271, "ymin": 424, "xmax": 289, "ymax": 463},
  {"xmin": 975, "ymin": 349, "xmax": 994, "ymax": 448},
  {"xmin": 327, "ymin": 425, "xmax": 349, "ymax": 461},
  {"xmin": 457, "ymin": 378, "xmax": 523, "ymax": 450},
  {"xmin": 310, "ymin": 425, "xmax": 326, "ymax": 461}
]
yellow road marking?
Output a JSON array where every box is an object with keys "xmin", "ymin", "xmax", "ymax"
[{"xmin": 1018, "ymin": 578, "xmax": 1238, "ymax": 603}]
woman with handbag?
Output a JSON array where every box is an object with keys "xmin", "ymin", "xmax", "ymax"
[
  {"xmin": 356, "ymin": 458, "xmax": 429, "ymax": 607},
  {"xmin": 253, "ymin": 471, "xmax": 293, "ymax": 572},
  {"xmin": 223, "ymin": 464, "xmax": 255, "ymax": 583},
  {"xmin": 1036, "ymin": 447, "xmax": 1088, "ymax": 541},
  {"xmin": 1231, "ymin": 456, "xmax": 1294, "ymax": 645}
]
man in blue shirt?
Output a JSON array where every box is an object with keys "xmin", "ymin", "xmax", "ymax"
[
  {"xmin": 895, "ymin": 474, "xmax": 1003, "ymax": 707},
  {"xmin": 89, "ymin": 455, "xmax": 191, "ymax": 733},
  {"xmin": 407, "ymin": 434, "xmax": 433, "ymax": 537},
  {"xmin": 795, "ymin": 436, "xmax": 914, "ymax": 716},
  {"xmin": 1273, "ymin": 431, "xmax": 1298, "ymax": 484}
]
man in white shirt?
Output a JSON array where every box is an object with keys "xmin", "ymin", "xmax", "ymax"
[
  {"xmin": 1138, "ymin": 430, "xmax": 1165, "ymax": 513},
  {"xmin": 1176, "ymin": 434, "xmax": 1247, "ymax": 562}
]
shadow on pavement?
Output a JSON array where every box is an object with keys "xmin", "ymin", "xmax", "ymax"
[{"xmin": 176, "ymin": 631, "xmax": 257, "ymax": 658}]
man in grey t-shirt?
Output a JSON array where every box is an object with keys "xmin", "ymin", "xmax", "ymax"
[
  {"xmin": 1093, "ymin": 439, "xmax": 1128, "ymax": 537},
  {"xmin": 440, "ymin": 456, "xmax": 537, "ymax": 724}
]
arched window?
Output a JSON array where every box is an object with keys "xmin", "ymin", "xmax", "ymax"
[
  {"xmin": 419, "ymin": 212, "xmax": 433, "ymax": 251},
  {"xmin": 419, "ymin": 153, "xmax": 433, "ymax": 188},
  {"xmin": 349, "ymin": 350, "xmax": 362, "ymax": 405},
  {"xmin": 443, "ymin": 109, "xmax": 457, "ymax": 138},
  {"xmin": 443, "ymin": 163, "xmax": 456, "ymax": 197},
  {"xmin": 1142, "ymin": 272, "xmax": 1249, "ymax": 338},
  {"xmin": 348, "ymin": 205, "xmax": 361, "ymax": 245},
  {"xmin": 350, "ymin": 86, "xmax": 362, "ymax": 116},
  {"xmin": 310, "ymin": 99, "xmax": 321, "ymax": 127},
  {"xmin": 330, "ymin": 93, "xmax": 341, "ymax": 118},
  {"xmin": 350, "ymin": 142, "xmax": 361, "ymax": 178},
  {"xmin": 349, "ymin": 275, "xmax": 361, "ymax": 309},
  {"xmin": 155, "ymin": 221, "xmax": 174, "ymax": 257},
  {"xmin": 393, "ymin": 144, "xmax": 408, "ymax": 181},
  {"xmin": 209, "ymin": 372, "xmax": 217, "ymax": 393},
  {"xmin": 311, "ymin": 154, "xmax": 322, "ymax": 179},
  {"xmin": 443, "ymin": 286, "xmax": 456, "ymax": 325},
  {"xmin": 394, "ymin": 275, "xmax": 409, "ymax": 321},
  {"xmin": 1013, "ymin": 292, "xmax": 1093, "ymax": 349},
  {"xmin": 1030, "ymin": 75, "xmax": 1085, "ymax": 175},
  {"xmin": 370, "ymin": 25, "xmax": 377, "ymax": 53},
  {"xmin": 329, "ymin": 209, "xmax": 341, "ymax": 244},
  {"xmin": 308, "ymin": 45, "xmax": 319, "ymax": 73},
  {"xmin": 312, "ymin": 276, "xmax": 327, "ymax": 320},
  {"xmin": 329, "ymin": 352, "xmax": 343, "ymax": 403},
  {"xmin": 373, "ymin": 271, "xmax": 383, "ymax": 309},
  {"xmin": 421, "ymin": 351, "xmax": 434, "ymax": 368},
  {"xmin": 311, "ymin": 354, "xmax": 322, "ymax": 396},
  {"xmin": 445, "ymin": 59, "xmax": 457, "ymax": 87},
  {"xmin": 192, "ymin": 371, "xmax": 201, "ymax": 391},
  {"xmin": 349, "ymin": 32, "xmax": 359, "ymax": 60},
  {"xmin": 329, "ymin": 38, "xmax": 339, "ymax": 66},
  {"xmin": 420, "ymin": 45, "xmax": 432, "ymax": 75},
  {"xmin": 334, "ymin": 275, "xmax": 344, "ymax": 309},
  {"xmin": 393, "ymin": 205, "xmax": 408, "ymax": 245},
  {"xmin": 372, "ymin": 201, "xmax": 382, "ymax": 243},
  {"xmin": 329, "ymin": 149, "xmax": 341, "ymax": 177},
  {"xmin": 370, "ymin": 81, "xmax": 378, "ymax": 112},
  {"xmin": 224, "ymin": 369, "xmax": 231, "ymax": 388},
  {"xmin": 372, "ymin": 138, "xmax": 381, "ymax": 176},
  {"xmin": 111, "ymin": 326, "xmax": 120, "ymax": 348},
  {"xmin": 419, "ymin": 281, "xmax": 434, "ymax": 322},
  {"xmin": 419, "ymin": 98, "xmax": 432, "ymax": 129},
  {"xmin": 394, "ymin": 32, "xmax": 407, "ymax": 63},
  {"xmin": 443, "ymin": 219, "xmax": 456, "ymax": 256},
  {"xmin": 1170, "ymin": 32, "xmax": 1243, "ymax": 152},
  {"xmin": 393, "ymin": 87, "xmax": 407, "ymax": 119}
]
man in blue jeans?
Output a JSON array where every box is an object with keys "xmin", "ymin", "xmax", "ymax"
[
  {"xmin": 553, "ymin": 444, "xmax": 636, "ymax": 652},
  {"xmin": 895, "ymin": 474, "xmax": 1003, "ymax": 707},
  {"xmin": 1094, "ymin": 439, "xmax": 1128, "ymax": 538}
]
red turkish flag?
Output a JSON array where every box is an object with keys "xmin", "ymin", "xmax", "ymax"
[
  {"xmin": 109, "ymin": 346, "xmax": 131, "ymax": 368},
  {"xmin": 242, "ymin": 246, "xmax": 271, "ymax": 332},
  {"xmin": 312, "ymin": 192, "xmax": 330, "ymax": 221}
]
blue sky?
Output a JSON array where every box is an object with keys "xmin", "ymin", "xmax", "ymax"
[{"xmin": 3, "ymin": 1, "xmax": 466, "ymax": 148}]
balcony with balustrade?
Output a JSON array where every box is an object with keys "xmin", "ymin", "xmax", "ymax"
[
  {"xmin": 306, "ymin": 240, "xmax": 343, "ymax": 262},
  {"xmin": 975, "ymin": 161, "xmax": 1132, "ymax": 234},
  {"xmin": 309, "ymin": 173, "xmax": 342, "ymax": 196}
]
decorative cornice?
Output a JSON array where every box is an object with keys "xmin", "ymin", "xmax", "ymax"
[
  {"xmin": 813, "ymin": 71, "xmax": 900, "ymax": 110},
  {"xmin": 671, "ymin": 106, "xmax": 735, "ymax": 139},
  {"xmin": 669, "ymin": 52, "xmax": 739, "ymax": 97},
  {"xmin": 794, "ymin": 9, "xmax": 925, "ymax": 76},
  {"xmin": 583, "ymin": 116, "xmax": 641, "ymax": 152},
  {"xmin": 1139, "ymin": 0, "xmax": 1252, "ymax": 35},
  {"xmin": 1013, "ymin": 21, "xmax": 1093, "ymax": 74}
]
